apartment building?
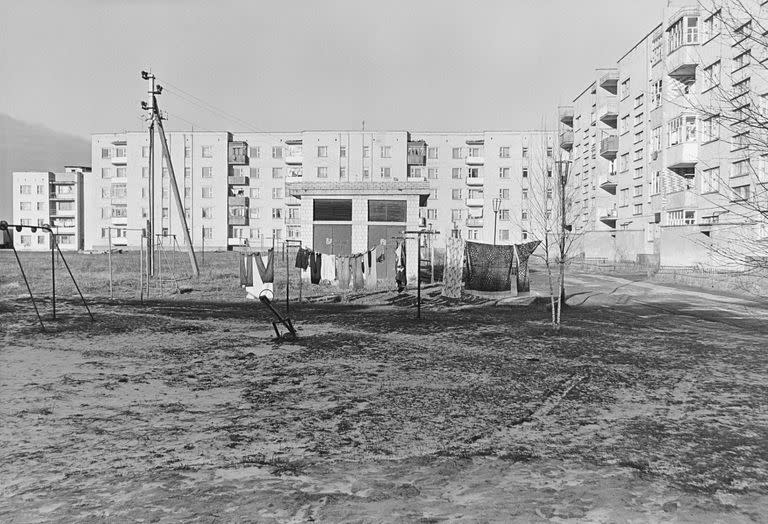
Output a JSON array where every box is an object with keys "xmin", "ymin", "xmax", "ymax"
[
  {"xmin": 89, "ymin": 130, "xmax": 555, "ymax": 277},
  {"xmin": 11, "ymin": 166, "xmax": 88, "ymax": 251},
  {"xmin": 560, "ymin": 0, "xmax": 768, "ymax": 268}
]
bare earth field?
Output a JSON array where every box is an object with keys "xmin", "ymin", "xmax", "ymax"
[{"xmin": 1, "ymin": 252, "xmax": 768, "ymax": 522}]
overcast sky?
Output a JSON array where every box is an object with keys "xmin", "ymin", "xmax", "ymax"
[{"xmin": 0, "ymin": 0, "xmax": 669, "ymax": 138}]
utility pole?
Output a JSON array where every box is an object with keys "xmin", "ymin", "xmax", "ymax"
[
  {"xmin": 141, "ymin": 70, "xmax": 200, "ymax": 278},
  {"xmin": 142, "ymin": 70, "xmax": 157, "ymax": 276}
]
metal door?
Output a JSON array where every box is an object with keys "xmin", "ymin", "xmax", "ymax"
[
  {"xmin": 313, "ymin": 224, "xmax": 352, "ymax": 256},
  {"xmin": 368, "ymin": 225, "xmax": 402, "ymax": 282}
]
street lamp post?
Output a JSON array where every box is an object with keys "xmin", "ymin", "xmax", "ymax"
[
  {"xmin": 555, "ymin": 160, "xmax": 572, "ymax": 306},
  {"xmin": 492, "ymin": 197, "xmax": 502, "ymax": 245}
]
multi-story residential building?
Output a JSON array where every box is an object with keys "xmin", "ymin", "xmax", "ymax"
[
  {"xmin": 12, "ymin": 166, "xmax": 88, "ymax": 250},
  {"xmin": 89, "ymin": 130, "xmax": 555, "ymax": 277},
  {"xmin": 560, "ymin": 0, "xmax": 768, "ymax": 268}
]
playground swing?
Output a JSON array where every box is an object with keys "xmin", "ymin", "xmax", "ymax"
[{"xmin": 0, "ymin": 220, "xmax": 94, "ymax": 332}]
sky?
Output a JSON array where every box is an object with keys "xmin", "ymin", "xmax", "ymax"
[{"xmin": 0, "ymin": 0, "xmax": 670, "ymax": 139}]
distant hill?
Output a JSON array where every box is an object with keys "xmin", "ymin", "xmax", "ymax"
[{"xmin": 0, "ymin": 114, "xmax": 91, "ymax": 219}]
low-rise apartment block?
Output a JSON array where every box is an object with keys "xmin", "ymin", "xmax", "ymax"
[{"xmin": 11, "ymin": 166, "xmax": 88, "ymax": 250}]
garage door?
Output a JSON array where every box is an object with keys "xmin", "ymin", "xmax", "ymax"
[
  {"xmin": 368, "ymin": 224, "xmax": 403, "ymax": 282},
  {"xmin": 313, "ymin": 224, "xmax": 352, "ymax": 256}
]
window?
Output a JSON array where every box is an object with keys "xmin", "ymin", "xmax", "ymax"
[
  {"xmin": 732, "ymin": 184, "xmax": 750, "ymax": 201},
  {"xmin": 499, "ymin": 167, "xmax": 510, "ymax": 179},
  {"xmin": 703, "ymin": 61, "xmax": 720, "ymax": 91},
  {"xmin": 101, "ymin": 168, "xmax": 112, "ymax": 179},
  {"xmin": 668, "ymin": 16, "xmax": 698, "ymax": 53},
  {"xmin": 272, "ymin": 167, "xmax": 283, "ymax": 179},
  {"xmin": 634, "ymin": 167, "xmax": 644, "ymax": 179},
  {"xmin": 362, "ymin": 146, "xmax": 370, "ymax": 158},
  {"xmin": 380, "ymin": 167, "xmax": 391, "ymax": 178},
  {"xmin": 161, "ymin": 168, "xmax": 169, "ymax": 179},
  {"xmin": 101, "ymin": 148, "xmax": 111, "ymax": 159},
  {"xmin": 202, "ymin": 227, "xmax": 213, "ymax": 240},
  {"xmin": 202, "ymin": 187, "xmax": 213, "ymax": 199},
  {"xmin": 546, "ymin": 146, "xmax": 553, "ymax": 158},
  {"xmin": 633, "ymin": 184, "xmax": 643, "ymax": 197},
  {"xmin": 201, "ymin": 207, "xmax": 213, "ymax": 219},
  {"xmin": 467, "ymin": 229, "xmax": 479, "ymax": 240},
  {"xmin": 733, "ymin": 131, "xmax": 749, "ymax": 151},
  {"xmin": 339, "ymin": 145, "xmax": 347, "ymax": 158},
  {"xmin": 522, "ymin": 168, "xmax": 528, "ymax": 178},
  {"xmin": 620, "ymin": 115, "xmax": 629, "ymax": 134},
  {"xmin": 451, "ymin": 209, "xmax": 464, "ymax": 221},
  {"xmin": 499, "ymin": 209, "xmax": 510, "ymax": 221},
  {"xmin": 450, "ymin": 147, "xmax": 462, "ymax": 159},
  {"xmin": 427, "ymin": 147, "xmax": 438, "ymax": 159},
  {"xmin": 250, "ymin": 188, "xmax": 261, "ymax": 199},
  {"xmin": 19, "ymin": 184, "xmax": 32, "ymax": 194},
  {"xmin": 184, "ymin": 167, "xmax": 191, "ymax": 179},
  {"xmin": 272, "ymin": 146, "xmax": 283, "ymax": 159},
  {"xmin": 410, "ymin": 167, "xmax": 422, "ymax": 178},
  {"xmin": 733, "ymin": 78, "xmax": 750, "ymax": 98},
  {"xmin": 734, "ymin": 50, "xmax": 751, "ymax": 71},
  {"xmin": 340, "ymin": 166, "xmax": 347, "ymax": 178},
  {"xmin": 522, "ymin": 189, "xmax": 528, "ymax": 200},
  {"xmin": 668, "ymin": 115, "xmax": 697, "ymax": 146},
  {"xmin": 250, "ymin": 208, "xmax": 261, "ymax": 219},
  {"xmin": 250, "ymin": 167, "xmax": 260, "ymax": 179},
  {"xmin": 272, "ymin": 187, "xmax": 283, "ymax": 199},
  {"xmin": 201, "ymin": 167, "xmax": 212, "ymax": 178},
  {"xmin": 634, "ymin": 149, "xmax": 643, "ymax": 162},
  {"xmin": 620, "ymin": 188, "xmax": 629, "ymax": 207},
  {"xmin": 620, "ymin": 78, "xmax": 630, "ymax": 99},
  {"xmin": 702, "ymin": 167, "xmax": 720, "ymax": 193},
  {"xmin": 314, "ymin": 199, "xmax": 352, "ymax": 221},
  {"xmin": 667, "ymin": 209, "xmax": 695, "ymax": 225},
  {"xmin": 428, "ymin": 168, "xmax": 439, "ymax": 179},
  {"xmin": 521, "ymin": 230, "xmax": 528, "ymax": 241},
  {"xmin": 651, "ymin": 79, "xmax": 663, "ymax": 108},
  {"xmin": 380, "ymin": 146, "xmax": 391, "ymax": 158},
  {"xmin": 161, "ymin": 207, "xmax": 169, "ymax": 219},
  {"xmin": 316, "ymin": 146, "xmax": 328, "ymax": 158},
  {"xmin": 161, "ymin": 187, "xmax": 169, "ymax": 200},
  {"xmin": 452, "ymin": 189, "xmax": 462, "ymax": 200},
  {"xmin": 651, "ymin": 30, "xmax": 663, "ymax": 64},
  {"xmin": 499, "ymin": 188, "xmax": 510, "ymax": 199},
  {"xmin": 546, "ymin": 189, "xmax": 553, "ymax": 200},
  {"xmin": 499, "ymin": 146, "xmax": 510, "ymax": 158},
  {"xmin": 427, "ymin": 209, "xmax": 438, "ymax": 220},
  {"xmin": 620, "ymin": 153, "xmax": 629, "ymax": 172},
  {"xmin": 115, "ymin": 167, "xmax": 126, "ymax": 178},
  {"xmin": 363, "ymin": 168, "xmax": 370, "ymax": 179},
  {"xmin": 272, "ymin": 208, "xmax": 282, "ymax": 219},
  {"xmin": 317, "ymin": 166, "xmax": 328, "ymax": 178},
  {"xmin": 732, "ymin": 159, "xmax": 751, "ymax": 178},
  {"xmin": 452, "ymin": 168, "xmax": 462, "ymax": 179},
  {"xmin": 633, "ymin": 203, "xmax": 643, "ymax": 215},
  {"xmin": 703, "ymin": 10, "xmax": 720, "ymax": 41},
  {"xmin": 430, "ymin": 189, "xmax": 438, "ymax": 200},
  {"xmin": 634, "ymin": 112, "xmax": 644, "ymax": 127},
  {"xmin": 202, "ymin": 145, "xmax": 213, "ymax": 158},
  {"xmin": 652, "ymin": 171, "xmax": 662, "ymax": 194},
  {"xmin": 20, "ymin": 235, "xmax": 31, "ymax": 246},
  {"xmin": 522, "ymin": 146, "xmax": 528, "ymax": 158}
]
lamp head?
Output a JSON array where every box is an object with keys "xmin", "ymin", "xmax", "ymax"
[{"xmin": 141, "ymin": 70, "xmax": 150, "ymax": 80}]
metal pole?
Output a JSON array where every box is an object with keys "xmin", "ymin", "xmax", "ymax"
[
  {"xmin": 149, "ymin": 119, "xmax": 156, "ymax": 276},
  {"xmin": 201, "ymin": 232, "xmax": 205, "ymax": 267},
  {"xmin": 140, "ymin": 233, "xmax": 144, "ymax": 304},
  {"xmin": 430, "ymin": 236, "xmax": 435, "ymax": 283},
  {"xmin": 145, "ymin": 220, "xmax": 152, "ymax": 298},
  {"xmin": 108, "ymin": 227, "xmax": 113, "ymax": 300},
  {"xmin": 493, "ymin": 211, "xmax": 498, "ymax": 245},
  {"xmin": 285, "ymin": 242, "xmax": 290, "ymax": 316},
  {"xmin": 50, "ymin": 231, "xmax": 56, "ymax": 320},
  {"xmin": 559, "ymin": 162, "xmax": 568, "ymax": 306},
  {"xmin": 12, "ymin": 244, "xmax": 45, "ymax": 331},
  {"xmin": 417, "ymin": 233, "xmax": 421, "ymax": 320},
  {"xmin": 56, "ymin": 243, "xmax": 94, "ymax": 322}
]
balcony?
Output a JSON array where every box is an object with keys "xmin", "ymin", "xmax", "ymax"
[
  {"xmin": 228, "ymin": 196, "xmax": 249, "ymax": 206},
  {"xmin": 598, "ymin": 207, "xmax": 618, "ymax": 225},
  {"xmin": 465, "ymin": 198, "xmax": 484, "ymax": 207},
  {"xmin": 666, "ymin": 142, "xmax": 698, "ymax": 175},
  {"xmin": 49, "ymin": 191, "xmax": 75, "ymax": 200},
  {"xmin": 228, "ymin": 215, "xmax": 248, "ymax": 226},
  {"xmin": 465, "ymin": 156, "xmax": 485, "ymax": 166},
  {"xmin": 597, "ymin": 100, "xmax": 619, "ymax": 127},
  {"xmin": 286, "ymin": 196, "xmax": 301, "ymax": 206},
  {"xmin": 50, "ymin": 207, "xmax": 76, "ymax": 217},
  {"xmin": 466, "ymin": 217, "xmax": 484, "ymax": 228},
  {"xmin": 111, "ymin": 216, "xmax": 128, "ymax": 225},
  {"xmin": 667, "ymin": 45, "xmax": 698, "ymax": 82},
  {"xmin": 228, "ymin": 141, "xmax": 248, "ymax": 165},
  {"xmin": 407, "ymin": 140, "xmax": 427, "ymax": 166},
  {"xmin": 598, "ymin": 172, "xmax": 618, "ymax": 194},
  {"xmin": 111, "ymin": 154, "xmax": 127, "ymax": 165},
  {"xmin": 599, "ymin": 134, "xmax": 619, "ymax": 160},
  {"xmin": 558, "ymin": 106, "xmax": 574, "ymax": 127},
  {"xmin": 228, "ymin": 238, "xmax": 248, "ymax": 247},
  {"xmin": 466, "ymin": 176, "xmax": 485, "ymax": 186},
  {"xmin": 559, "ymin": 129, "xmax": 574, "ymax": 151},
  {"xmin": 599, "ymin": 70, "xmax": 619, "ymax": 94},
  {"xmin": 284, "ymin": 154, "xmax": 303, "ymax": 165},
  {"xmin": 228, "ymin": 175, "xmax": 249, "ymax": 186},
  {"xmin": 112, "ymin": 237, "xmax": 128, "ymax": 247},
  {"xmin": 286, "ymin": 216, "xmax": 301, "ymax": 226}
]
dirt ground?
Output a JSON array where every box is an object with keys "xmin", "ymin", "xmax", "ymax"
[{"xmin": 1, "ymin": 252, "xmax": 768, "ymax": 522}]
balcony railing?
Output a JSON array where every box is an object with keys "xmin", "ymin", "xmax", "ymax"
[
  {"xmin": 559, "ymin": 129, "xmax": 574, "ymax": 150},
  {"xmin": 598, "ymin": 172, "xmax": 618, "ymax": 194},
  {"xmin": 284, "ymin": 154, "xmax": 303, "ymax": 165},
  {"xmin": 465, "ymin": 156, "xmax": 485, "ymax": 166},
  {"xmin": 465, "ymin": 198, "xmax": 484, "ymax": 207},
  {"xmin": 597, "ymin": 100, "xmax": 619, "ymax": 127},
  {"xmin": 666, "ymin": 142, "xmax": 698, "ymax": 175},
  {"xmin": 466, "ymin": 176, "xmax": 485, "ymax": 186},
  {"xmin": 598, "ymin": 207, "xmax": 618, "ymax": 224},
  {"xmin": 228, "ymin": 215, "xmax": 248, "ymax": 226},
  {"xmin": 466, "ymin": 217, "xmax": 484, "ymax": 228},
  {"xmin": 599, "ymin": 135, "xmax": 619, "ymax": 160},
  {"xmin": 228, "ymin": 175, "xmax": 248, "ymax": 186},
  {"xmin": 228, "ymin": 196, "xmax": 248, "ymax": 206},
  {"xmin": 667, "ymin": 44, "xmax": 698, "ymax": 81},
  {"xmin": 558, "ymin": 106, "xmax": 574, "ymax": 127},
  {"xmin": 599, "ymin": 70, "xmax": 619, "ymax": 94}
]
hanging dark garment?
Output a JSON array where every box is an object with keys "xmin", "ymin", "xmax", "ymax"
[
  {"xmin": 254, "ymin": 249, "xmax": 275, "ymax": 283},
  {"xmin": 295, "ymin": 248, "xmax": 310, "ymax": 270},
  {"xmin": 395, "ymin": 242, "xmax": 407, "ymax": 293},
  {"xmin": 310, "ymin": 252, "xmax": 322, "ymax": 285},
  {"xmin": 463, "ymin": 241, "xmax": 516, "ymax": 292},
  {"xmin": 514, "ymin": 241, "xmax": 541, "ymax": 292}
]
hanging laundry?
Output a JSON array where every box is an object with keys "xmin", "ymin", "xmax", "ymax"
[
  {"xmin": 336, "ymin": 256, "xmax": 351, "ymax": 290},
  {"xmin": 442, "ymin": 236, "xmax": 464, "ymax": 298},
  {"xmin": 295, "ymin": 247, "xmax": 310, "ymax": 270},
  {"xmin": 514, "ymin": 240, "xmax": 541, "ymax": 293},
  {"xmin": 239, "ymin": 253, "xmax": 254, "ymax": 287},
  {"xmin": 321, "ymin": 254, "xmax": 336, "ymax": 283},
  {"xmin": 245, "ymin": 251, "xmax": 274, "ymax": 299},
  {"xmin": 301, "ymin": 267, "xmax": 312, "ymax": 283},
  {"xmin": 365, "ymin": 247, "xmax": 378, "ymax": 290},
  {"xmin": 254, "ymin": 248, "xmax": 274, "ymax": 283},
  {"xmin": 352, "ymin": 254, "xmax": 365, "ymax": 290},
  {"xmin": 395, "ymin": 242, "xmax": 407, "ymax": 293},
  {"xmin": 309, "ymin": 251, "xmax": 322, "ymax": 285},
  {"xmin": 463, "ymin": 241, "xmax": 515, "ymax": 292}
]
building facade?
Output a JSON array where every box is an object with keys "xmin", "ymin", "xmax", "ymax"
[
  {"xmin": 12, "ymin": 166, "xmax": 88, "ymax": 251},
  {"xmin": 89, "ymin": 130, "xmax": 556, "ymax": 276},
  {"xmin": 560, "ymin": 0, "xmax": 768, "ymax": 268}
]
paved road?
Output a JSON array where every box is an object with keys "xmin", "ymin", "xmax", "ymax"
[{"xmin": 563, "ymin": 271, "xmax": 768, "ymax": 334}]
